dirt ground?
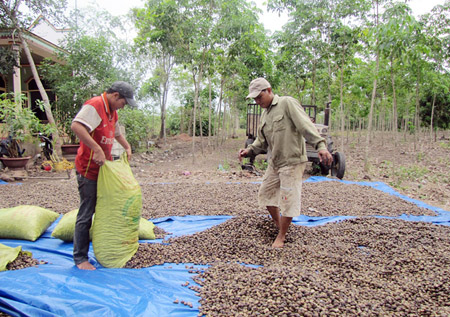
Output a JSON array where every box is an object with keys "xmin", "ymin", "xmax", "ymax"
[
  {"xmin": 1, "ymin": 130, "xmax": 449, "ymax": 214},
  {"xmin": 130, "ymin": 130, "xmax": 450, "ymax": 212}
]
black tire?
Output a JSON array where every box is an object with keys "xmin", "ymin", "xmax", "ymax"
[
  {"xmin": 331, "ymin": 152, "xmax": 345, "ymax": 179},
  {"xmin": 319, "ymin": 162, "xmax": 330, "ymax": 176}
]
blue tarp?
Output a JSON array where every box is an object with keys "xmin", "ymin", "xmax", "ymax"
[
  {"xmin": 303, "ymin": 176, "xmax": 450, "ymax": 226},
  {"xmin": 1, "ymin": 178, "xmax": 449, "ymax": 316},
  {"xmin": 0, "ymin": 217, "xmax": 210, "ymax": 317}
]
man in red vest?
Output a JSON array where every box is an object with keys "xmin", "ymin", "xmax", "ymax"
[{"xmin": 71, "ymin": 81, "xmax": 136, "ymax": 270}]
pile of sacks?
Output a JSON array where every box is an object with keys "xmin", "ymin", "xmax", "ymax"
[{"xmin": 0, "ymin": 154, "xmax": 154, "ymax": 270}]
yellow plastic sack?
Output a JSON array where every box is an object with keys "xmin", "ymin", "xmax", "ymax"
[
  {"xmin": 51, "ymin": 209, "xmax": 92, "ymax": 242},
  {"xmin": 138, "ymin": 218, "xmax": 156, "ymax": 240},
  {"xmin": 0, "ymin": 243, "xmax": 29, "ymax": 271},
  {"xmin": 92, "ymin": 153, "xmax": 142, "ymax": 268},
  {"xmin": 51, "ymin": 209, "xmax": 155, "ymax": 242},
  {"xmin": 0, "ymin": 205, "xmax": 59, "ymax": 241}
]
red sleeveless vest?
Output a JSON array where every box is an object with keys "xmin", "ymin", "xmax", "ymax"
[{"xmin": 75, "ymin": 93, "xmax": 118, "ymax": 180}]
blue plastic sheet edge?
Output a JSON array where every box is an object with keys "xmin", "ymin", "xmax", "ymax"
[
  {"xmin": 303, "ymin": 176, "xmax": 450, "ymax": 226},
  {"xmin": 1, "ymin": 177, "xmax": 449, "ymax": 316}
]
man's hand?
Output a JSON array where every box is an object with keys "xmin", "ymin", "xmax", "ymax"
[
  {"xmin": 93, "ymin": 150, "xmax": 106, "ymax": 166},
  {"xmin": 72, "ymin": 121, "xmax": 105, "ymax": 165},
  {"xmin": 238, "ymin": 148, "xmax": 249, "ymax": 162},
  {"xmin": 115, "ymin": 134, "xmax": 132, "ymax": 161},
  {"xmin": 318, "ymin": 149, "xmax": 333, "ymax": 166},
  {"xmin": 125, "ymin": 147, "xmax": 132, "ymax": 161}
]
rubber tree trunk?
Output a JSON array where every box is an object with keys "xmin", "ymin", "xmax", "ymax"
[
  {"xmin": 414, "ymin": 72, "xmax": 421, "ymax": 151},
  {"xmin": 390, "ymin": 57, "xmax": 398, "ymax": 144},
  {"xmin": 430, "ymin": 93, "xmax": 436, "ymax": 144},
  {"xmin": 18, "ymin": 30, "xmax": 63, "ymax": 158},
  {"xmin": 208, "ymin": 74, "xmax": 212, "ymax": 146},
  {"xmin": 339, "ymin": 47, "xmax": 345, "ymax": 152},
  {"xmin": 158, "ymin": 54, "xmax": 174, "ymax": 145},
  {"xmin": 365, "ymin": 50, "xmax": 379, "ymax": 172},
  {"xmin": 364, "ymin": 2, "xmax": 379, "ymax": 172},
  {"xmin": 215, "ymin": 78, "xmax": 224, "ymax": 148}
]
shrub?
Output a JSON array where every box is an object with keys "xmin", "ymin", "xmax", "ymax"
[{"xmin": 118, "ymin": 108, "xmax": 154, "ymax": 151}]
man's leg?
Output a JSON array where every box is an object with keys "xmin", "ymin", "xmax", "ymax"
[
  {"xmin": 267, "ymin": 206, "xmax": 293, "ymax": 248},
  {"xmin": 73, "ymin": 173, "xmax": 97, "ymax": 270},
  {"xmin": 272, "ymin": 216, "xmax": 292, "ymax": 248},
  {"xmin": 267, "ymin": 206, "xmax": 281, "ymax": 229},
  {"xmin": 258, "ymin": 164, "xmax": 281, "ymax": 233},
  {"xmin": 273, "ymin": 163, "xmax": 306, "ymax": 248}
]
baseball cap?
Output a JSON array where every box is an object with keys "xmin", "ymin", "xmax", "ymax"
[
  {"xmin": 246, "ymin": 78, "xmax": 271, "ymax": 99},
  {"xmin": 110, "ymin": 81, "xmax": 137, "ymax": 107}
]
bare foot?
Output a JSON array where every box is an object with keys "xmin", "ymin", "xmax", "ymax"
[
  {"xmin": 272, "ymin": 235, "xmax": 285, "ymax": 248},
  {"xmin": 76, "ymin": 261, "xmax": 96, "ymax": 270}
]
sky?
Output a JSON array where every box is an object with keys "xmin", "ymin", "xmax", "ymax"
[{"xmin": 68, "ymin": 0, "xmax": 448, "ymax": 34}]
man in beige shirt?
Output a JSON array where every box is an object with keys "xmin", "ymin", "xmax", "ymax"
[{"xmin": 239, "ymin": 78, "xmax": 333, "ymax": 248}]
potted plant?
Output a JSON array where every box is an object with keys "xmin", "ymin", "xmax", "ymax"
[
  {"xmin": 54, "ymin": 108, "xmax": 80, "ymax": 157},
  {"xmin": 0, "ymin": 93, "xmax": 55, "ymax": 169}
]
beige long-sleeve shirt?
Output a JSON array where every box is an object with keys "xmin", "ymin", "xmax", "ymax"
[{"xmin": 247, "ymin": 95, "xmax": 327, "ymax": 168}]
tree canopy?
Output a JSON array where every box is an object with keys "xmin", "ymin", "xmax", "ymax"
[{"xmin": 3, "ymin": 0, "xmax": 449, "ymax": 151}]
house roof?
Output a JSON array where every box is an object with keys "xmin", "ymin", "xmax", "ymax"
[
  {"xmin": 0, "ymin": 14, "xmax": 69, "ymax": 66},
  {"xmin": 0, "ymin": 21, "xmax": 67, "ymax": 65},
  {"xmin": 27, "ymin": 15, "xmax": 70, "ymax": 46}
]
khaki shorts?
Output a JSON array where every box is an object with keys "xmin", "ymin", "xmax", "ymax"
[{"xmin": 258, "ymin": 163, "xmax": 306, "ymax": 217}]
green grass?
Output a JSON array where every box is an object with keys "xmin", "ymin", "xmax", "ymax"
[
  {"xmin": 378, "ymin": 160, "xmax": 431, "ymax": 189},
  {"xmin": 416, "ymin": 152, "xmax": 425, "ymax": 162},
  {"xmin": 218, "ymin": 159, "xmax": 230, "ymax": 171},
  {"xmin": 254, "ymin": 159, "xmax": 268, "ymax": 171},
  {"xmin": 239, "ymin": 157, "xmax": 268, "ymax": 171},
  {"xmin": 396, "ymin": 165, "xmax": 429, "ymax": 179},
  {"xmin": 389, "ymin": 165, "xmax": 430, "ymax": 188}
]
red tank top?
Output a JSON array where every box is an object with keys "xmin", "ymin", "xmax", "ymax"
[{"xmin": 75, "ymin": 93, "xmax": 118, "ymax": 180}]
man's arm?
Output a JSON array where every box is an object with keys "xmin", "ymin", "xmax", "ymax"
[
  {"xmin": 286, "ymin": 100, "xmax": 333, "ymax": 165},
  {"xmin": 287, "ymin": 100, "xmax": 327, "ymax": 150},
  {"xmin": 71, "ymin": 121, "xmax": 106, "ymax": 165}
]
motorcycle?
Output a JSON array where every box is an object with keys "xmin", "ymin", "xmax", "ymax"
[{"xmin": 38, "ymin": 133, "xmax": 53, "ymax": 161}]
